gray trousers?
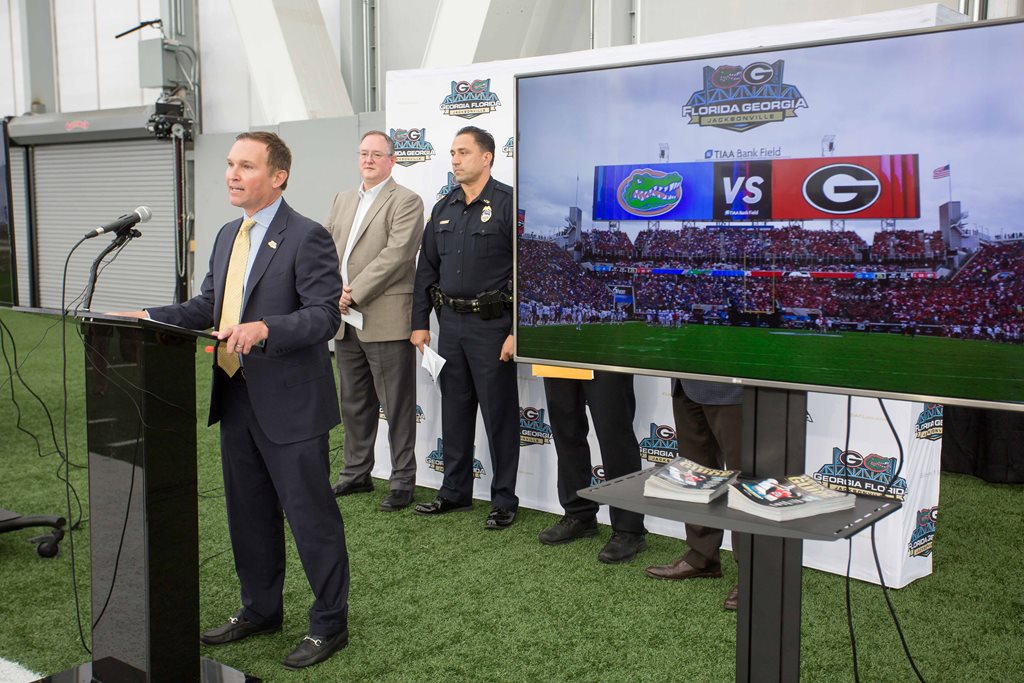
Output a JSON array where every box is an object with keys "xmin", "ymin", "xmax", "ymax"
[{"xmin": 335, "ymin": 331, "xmax": 417, "ymax": 491}]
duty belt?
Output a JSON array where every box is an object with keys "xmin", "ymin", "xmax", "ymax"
[{"xmin": 433, "ymin": 287, "xmax": 511, "ymax": 319}]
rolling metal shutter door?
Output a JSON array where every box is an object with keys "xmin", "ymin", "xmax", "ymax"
[
  {"xmin": 9, "ymin": 148, "xmax": 31, "ymax": 306},
  {"xmin": 32, "ymin": 140, "xmax": 177, "ymax": 312}
]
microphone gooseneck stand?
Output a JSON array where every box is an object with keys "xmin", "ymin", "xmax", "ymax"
[{"xmin": 82, "ymin": 228, "xmax": 142, "ymax": 311}]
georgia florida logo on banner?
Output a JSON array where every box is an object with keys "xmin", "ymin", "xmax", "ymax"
[
  {"xmin": 915, "ymin": 403, "xmax": 943, "ymax": 441},
  {"xmin": 437, "ymin": 171, "xmax": 459, "ymax": 201},
  {"xmin": 908, "ymin": 506, "xmax": 938, "ymax": 558},
  {"xmin": 639, "ymin": 423, "xmax": 678, "ymax": 464},
  {"xmin": 425, "ymin": 438, "xmax": 486, "ymax": 478},
  {"xmin": 440, "ymin": 78, "xmax": 501, "ymax": 119},
  {"xmin": 519, "ymin": 406, "xmax": 552, "ymax": 446},
  {"xmin": 378, "ymin": 403, "xmax": 425, "ymax": 423},
  {"xmin": 813, "ymin": 447, "xmax": 908, "ymax": 499},
  {"xmin": 390, "ymin": 127, "xmax": 435, "ymax": 167},
  {"xmin": 681, "ymin": 60, "xmax": 807, "ymax": 132}
]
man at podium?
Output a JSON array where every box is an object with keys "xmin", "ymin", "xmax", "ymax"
[{"xmin": 115, "ymin": 131, "xmax": 351, "ymax": 670}]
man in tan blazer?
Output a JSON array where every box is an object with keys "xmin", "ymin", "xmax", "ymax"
[{"xmin": 326, "ymin": 130, "xmax": 425, "ymax": 510}]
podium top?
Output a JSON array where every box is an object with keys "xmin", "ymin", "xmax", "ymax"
[
  {"xmin": 78, "ymin": 312, "xmax": 219, "ymax": 341},
  {"xmin": 8, "ymin": 307, "xmax": 218, "ymax": 342}
]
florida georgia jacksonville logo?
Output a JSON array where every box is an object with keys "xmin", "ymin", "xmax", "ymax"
[
  {"xmin": 425, "ymin": 438, "xmax": 486, "ymax": 478},
  {"xmin": 440, "ymin": 78, "xmax": 501, "ymax": 119},
  {"xmin": 519, "ymin": 406, "xmax": 552, "ymax": 446},
  {"xmin": 802, "ymin": 164, "xmax": 881, "ymax": 214},
  {"xmin": 908, "ymin": 506, "xmax": 938, "ymax": 558},
  {"xmin": 639, "ymin": 423, "xmax": 678, "ymax": 463}
]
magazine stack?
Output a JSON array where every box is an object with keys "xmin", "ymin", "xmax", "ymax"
[
  {"xmin": 726, "ymin": 474, "xmax": 856, "ymax": 521},
  {"xmin": 643, "ymin": 456, "xmax": 740, "ymax": 503}
]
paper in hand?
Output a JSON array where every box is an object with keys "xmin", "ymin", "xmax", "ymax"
[
  {"xmin": 341, "ymin": 308, "xmax": 364, "ymax": 330},
  {"xmin": 420, "ymin": 344, "xmax": 446, "ymax": 383}
]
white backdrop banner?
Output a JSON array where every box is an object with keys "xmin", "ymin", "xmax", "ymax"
[{"xmin": 377, "ymin": 6, "xmax": 955, "ymax": 586}]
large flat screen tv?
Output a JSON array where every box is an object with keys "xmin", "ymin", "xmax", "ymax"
[{"xmin": 514, "ymin": 18, "xmax": 1024, "ymax": 411}]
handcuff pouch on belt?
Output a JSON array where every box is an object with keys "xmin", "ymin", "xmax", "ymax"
[
  {"xmin": 476, "ymin": 290, "xmax": 508, "ymax": 321},
  {"xmin": 429, "ymin": 285, "xmax": 444, "ymax": 314}
]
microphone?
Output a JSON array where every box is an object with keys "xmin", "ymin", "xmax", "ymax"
[{"xmin": 84, "ymin": 206, "xmax": 152, "ymax": 239}]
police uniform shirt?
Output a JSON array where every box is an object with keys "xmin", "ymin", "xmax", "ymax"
[{"xmin": 412, "ymin": 176, "xmax": 513, "ymax": 330}]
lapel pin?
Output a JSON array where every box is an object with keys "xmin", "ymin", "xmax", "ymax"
[{"xmin": 268, "ymin": 240, "xmax": 278, "ymax": 249}]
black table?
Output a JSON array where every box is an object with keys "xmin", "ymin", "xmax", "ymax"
[{"xmin": 580, "ymin": 387, "xmax": 902, "ymax": 683}]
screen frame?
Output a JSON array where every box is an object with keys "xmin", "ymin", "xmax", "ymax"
[{"xmin": 512, "ymin": 16, "xmax": 1024, "ymax": 413}]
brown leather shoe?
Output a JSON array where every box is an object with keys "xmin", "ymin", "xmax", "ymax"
[
  {"xmin": 723, "ymin": 585, "xmax": 739, "ymax": 611},
  {"xmin": 644, "ymin": 557, "xmax": 723, "ymax": 581}
]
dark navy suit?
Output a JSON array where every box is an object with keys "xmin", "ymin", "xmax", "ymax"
[{"xmin": 149, "ymin": 199, "xmax": 348, "ymax": 636}]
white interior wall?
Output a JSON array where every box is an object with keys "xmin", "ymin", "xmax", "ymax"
[
  {"xmin": 50, "ymin": 0, "xmax": 163, "ymax": 113},
  {"xmin": 635, "ymin": 0, "xmax": 962, "ymax": 41},
  {"xmin": 3, "ymin": 1, "xmax": 1024, "ymax": 123},
  {"xmin": 0, "ymin": 0, "xmax": 21, "ymax": 116}
]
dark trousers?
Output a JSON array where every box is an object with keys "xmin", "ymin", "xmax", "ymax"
[
  {"xmin": 543, "ymin": 371, "xmax": 645, "ymax": 534},
  {"xmin": 437, "ymin": 307, "xmax": 520, "ymax": 509},
  {"xmin": 672, "ymin": 385, "xmax": 744, "ymax": 571},
  {"xmin": 219, "ymin": 377, "xmax": 350, "ymax": 635}
]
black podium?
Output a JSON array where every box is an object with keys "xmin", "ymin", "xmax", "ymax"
[
  {"xmin": 38, "ymin": 314, "xmax": 255, "ymax": 683},
  {"xmin": 580, "ymin": 387, "xmax": 901, "ymax": 683}
]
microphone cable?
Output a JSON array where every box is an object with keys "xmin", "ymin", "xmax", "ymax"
[
  {"xmin": 60, "ymin": 235, "xmax": 93, "ymax": 654},
  {"xmin": 840, "ymin": 394, "xmax": 860, "ymax": 683},
  {"xmin": 871, "ymin": 398, "xmax": 927, "ymax": 682},
  {"xmin": 0, "ymin": 316, "xmax": 87, "ymax": 530}
]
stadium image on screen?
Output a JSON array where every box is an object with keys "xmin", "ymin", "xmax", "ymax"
[{"xmin": 514, "ymin": 19, "xmax": 1024, "ymax": 410}]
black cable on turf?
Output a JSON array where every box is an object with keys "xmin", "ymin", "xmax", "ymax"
[
  {"xmin": 0, "ymin": 318, "xmax": 86, "ymax": 530},
  {"xmin": 874, "ymin": 399, "xmax": 927, "ymax": 683},
  {"xmin": 845, "ymin": 538, "xmax": 859, "ymax": 683},
  {"xmin": 199, "ymin": 547, "xmax": 232, "ymax": 571},
  {"xmin": 842, "ymin": 395, "xmax": 860, "ymax": 683},
  {"xmin": 870, "ymin": 525, "xmax": 927, "ymax": 682}
]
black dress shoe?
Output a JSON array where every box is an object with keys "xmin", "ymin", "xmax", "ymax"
[
  {"xmin": 597, "ymin": 531, "xmax": 648, "ymax": 564},
  {"xmin": 414, "ymin": 496, "xmax": 472, "ymax": 515},
  {"xmin": 282, "ymin": 629, "xmax": 349, "ymax": 670},
  {"xmin": 332, "ymin": 476, "xmax": 374, "ymax": 497},
  {"xmin": 484, "ymin": 507, "xmax": 517, "ymax": 530},
  {"xmin": 538, "ymin": 515, "xmax": 598, "ymax": 545},
  {"xmin": 200, "ymin": 610, "xmax": 281, "ymax": 645},
  {"xmin": 379, "ymin": 489, "xmax": 413, "ymax": 511}
]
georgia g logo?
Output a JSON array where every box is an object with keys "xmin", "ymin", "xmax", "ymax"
[{"xmin": 802, "ymin": 164, "xmax": 881, "ymax": 214}]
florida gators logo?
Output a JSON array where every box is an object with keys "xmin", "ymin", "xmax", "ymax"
[{"xmin": 616, "ymin": 169, "xmax": 682, "ymax": 216}]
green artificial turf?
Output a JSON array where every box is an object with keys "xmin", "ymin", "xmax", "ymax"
[
  {"xmin": 518, "ymin": 322, "xmax": 1024, "ymax": 405},
  {"xmin": 0, "ymin": 309, "xmax": 1022, "ymax": 682}
]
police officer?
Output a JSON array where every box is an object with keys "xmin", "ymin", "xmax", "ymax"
[{"xmin": 410, "ymin": 126, "xmax": 520, "ymax": 530}]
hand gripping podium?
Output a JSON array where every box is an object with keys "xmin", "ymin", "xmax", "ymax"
[{"xmin": 39, "ymin": 314, "xmax": 256, "ymax": 683}]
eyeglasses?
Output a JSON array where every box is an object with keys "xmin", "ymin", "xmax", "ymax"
[{"xmin": 359, "ymin": 151, "xmax": 390, "ymax": 161}]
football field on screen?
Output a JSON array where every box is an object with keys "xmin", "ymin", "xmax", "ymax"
[{"xmin": 516, "ymin": 322, "xmax": 1024, "ymax": 405}]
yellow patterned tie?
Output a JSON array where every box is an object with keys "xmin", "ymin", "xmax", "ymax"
[{"xmin": 216, "ymin": 218, "xmax": 256, "ymax": 377}]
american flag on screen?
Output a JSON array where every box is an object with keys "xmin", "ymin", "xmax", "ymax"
[{"xmin": 933, "ymin": 164, "xmax": 951, "ymax": 179}]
